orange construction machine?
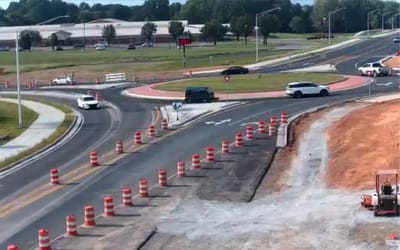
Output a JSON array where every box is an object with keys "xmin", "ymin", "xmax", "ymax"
[{"xmin": 361, "ymin": 169, "xmax": 400, "ymax": 216}]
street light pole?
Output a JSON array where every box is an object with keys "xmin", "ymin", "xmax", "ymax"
[
  {"xmin": 15, "ymin": 31, "xmax": 22, "ymax": 128},
  {"xmin": 15, "ymin": 15, "xmax": 70, "ymax": 129},
  {"xmin": 328, "ymin": 8, "xmax": 346, "ymax": 45},
  {"xmin": 255, "ymin": 7, "xmax": 281, "ymax": 62},
  {"xmin": 382, "ymin": 12, "xmax": 392, "ymax": 31},
  {"xmin": 392, "ymin": 13, "xmax": 400, "ymax": 30},
  {"xmin": 367, "ymin": 9, "xmax": 379, "ymax": 37}
]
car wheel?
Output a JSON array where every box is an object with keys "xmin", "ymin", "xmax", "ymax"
[
  {"xmin": 320, "ymin": 89, "xmax": 329, "ymax": 96},
  {"xmin": 294, "ymin": 91, "xmax": 303, "ymax": 98}
]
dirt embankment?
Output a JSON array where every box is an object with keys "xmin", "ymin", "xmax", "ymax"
[
  {"xmin": 384, "ymin": 55, "xmax": 400, "ymax": 69},
  {"xmin": 325, "ymin": 100, "xmax": 400, "ymax": 190}
]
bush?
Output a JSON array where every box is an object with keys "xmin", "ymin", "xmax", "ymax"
[{"xmin": 306, "ymin": 34, "xmax": 334, "ymax": 40}]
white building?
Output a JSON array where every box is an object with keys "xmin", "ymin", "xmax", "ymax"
[{"xmin": 0, "ymin": 18, "xmax": 204, "ymax": 46}]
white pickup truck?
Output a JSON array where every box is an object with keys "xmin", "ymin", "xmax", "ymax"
[{"xmin": 358, "ymin": 62, "xmax": 390, "ymax": 77}]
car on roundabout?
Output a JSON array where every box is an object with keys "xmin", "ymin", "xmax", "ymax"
[
  {"xmin": 221, "ymin": 66, "xmax": 249, "ymax": 75},
  {"xmin": 51, "ymin": 76, "xmax": 76, "ymax": 85},
  {"xmin": 286, "ymin": 81, "xmax": 329, "ymax": 98},
  {"xmin": 77, "ymin": 95, "xmax": 100, "ymax": 109}
]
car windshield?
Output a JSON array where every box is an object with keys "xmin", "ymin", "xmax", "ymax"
[{"xmin": 83, "ymin": 97, "xmax": 95, "ymax": 101}]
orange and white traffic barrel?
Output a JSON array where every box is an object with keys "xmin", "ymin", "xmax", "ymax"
[
  {"xmin": 50, "ymin": 168, "xmax": 60, "ymax": 185},
  {"xmin": 235, "ymin": 132, "xmax": 243, "ymax": 147},
  {"xmin": 139, "ymin": 179, "xmax": 149, "ymax": 198},
  {"xmin": 65, "ymin": 215, "xmax": 78, "ymax": 237},
  {"xmin": 161, "ymin": 118, "xmax": 168, "ymax": 130},
  {"xmin": 270, "ymin": 116, "xmax": 277, "ymax": 127},
  {"xmin": 103, "ymin": 196, "xmax": 115, "ymax": 217},
  {"xmin": 89, "ymin": 151, "xmax": 98, "ymax": 167},
  {"xmin": 134, "ymin": 131, "xmax": 142, "ymax": 144},
  {"xmin": 280, "ymin": 112, "xmax": 288, "ymax": 125},
  {"xmin": 115, "ymin": 140, "xmax": 123, "ymax": 154},
  {"xmin": 147, "ymin": 125, "xmax": 155, "ymax": 137},
  {"xmin": 83, "ymin": 205, "xmax": 96, "ymax": 227},
  {"xmin": 222, "ymin": 139, "xmax": 229, "ymax": 153},
  {"xmin": 389, "ymin": 68, "xmax": 393, "ymax": 76},
  {"xmin": 206, "ymin": 147, "xmax": 214, "ymax": 162},
  {"xmin": 158, "ymin": 169, "xmax": 167, "ymax": 187},
  {"xmin": 268, "ymin": 123, "xmax": 276, "ymax": 136},
  {"xmin": 177, "ymin": 161, "xmax": 186, "ymax": 177},
  {"xmin": 246, "ymin": 126, "xmax": 253, "ymax": 140},
  {"xmin": 95, "ymin": 92, "xmax": 101, "ymax": 101},
  {"xmin": 192, "ymin": 154, "xmax": 201, "ymax": 170},
  {"xmin": 37, "ymin": 229, "xmax": 51, "ymax": 250},
  {"xmin": 258, "ymin": 120, "xmax": 266, "ymax": 134},
  {"xmin": 7, "ymin": 244, "xmax": 18, "ymax": 250},
  {"xmin": 122, "ymin": 187, "xmax": 133, "ymax": 206}
]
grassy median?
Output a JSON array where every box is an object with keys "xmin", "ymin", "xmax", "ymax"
[
  {"xmin": 0, "ymin": 101, "xmax": 38, "ymax": 145},
  {"xmin": 0, "ymin": 98, "xmax": 74, "ymax": 170},
  {"xmin": 153, "ymin": 73, "xmax": 345, "ymax": 93}
]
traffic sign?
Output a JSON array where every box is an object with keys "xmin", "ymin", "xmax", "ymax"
[
  {"xmin": 224, "ymin": 75, "xmax": 230, "ymax": 82},
  {"xmin": 172, "ymin": 102, "xmax": 182, "ymax": 111}
]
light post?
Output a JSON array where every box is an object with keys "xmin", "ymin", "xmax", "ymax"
[
  {"xmin": 255, "ymin": 7, "xmax": 281, "ymax": 62},
  {"xmin": 392, "ymin": 13, "xmax": 400, "ymax": 30},
  {"xmin": 15, "ymin": 15, "xmax": 70, "ymax": 128},
  {"xmin": 328, "ymin": 8, "xmax": 346, "ymax": 45},
  {"xmin": 367, "ymin": 9, "xmax": 379, "ymax": 37},
  {"xmin": 382, "ymin": 11, "xmax": 392, "ymax": 31}
]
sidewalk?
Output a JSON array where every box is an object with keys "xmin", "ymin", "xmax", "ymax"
[
  {"xmin": 122, "ymin": 75, "xmax": 371, "ymax": 101},
  {"xmin": 0, "ymin": 98, "xmax": 64, "ymax": 162}
]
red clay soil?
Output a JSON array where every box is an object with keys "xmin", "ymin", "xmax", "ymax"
[
  {"xmin": 384, "ymin": 56, "xmax": 400, "ymax": 68},
  {"xmin": 325, "ymin": 100, "xmax": 400, "ymax": 190}
]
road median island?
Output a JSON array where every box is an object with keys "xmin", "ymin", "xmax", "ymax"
[{"xmin": 0, "ymin": 98, "xmax": 75, "ymax": 170}]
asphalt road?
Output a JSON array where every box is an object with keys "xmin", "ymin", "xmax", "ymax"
[{"xmin": 1, "ymin": 34, "xmax": 400, "ymax": 248}]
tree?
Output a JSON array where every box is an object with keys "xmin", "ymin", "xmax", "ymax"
[
  {"xmin": 200, "ymin": 21, "xmax": 228, "ymax": 45},
  {"xmin": 102, "ymin": 24, "xmax": 116, "ymax": 43},
  {"xmin": 230, "ymin": 15, "xmax": 253, "ymax": 44},
  {"xmin": 143, "ymin": 0, "xmax": 170, "ymax": 20},
  {"xmin": 19, "ymin": 30, "xmax": 42, "ymax": 49},
  {"xmin": 289, "ymin": 16, "xmax": 306, "ymax": 33},
  {"xmin": 259, "ymin": 14, "xmax": 280, "ymax": 46},
  {"xmin": 168, "ymin": 21, "xmax": 184, "ymax": 43},
  {"xmin": 230, "ymin": 17, "xmax": 242, "ymax": 41},
  {"xmin": 141, "ymin": 21, "xmax": 157, "ymax": 42},
  {"xmin": 49, "ymin": 33, "xmax": 58, "ymax": 50}
]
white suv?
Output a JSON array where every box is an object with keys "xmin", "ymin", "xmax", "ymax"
[
  {"xmin": 77, "ymin": 95, "xmax": 99, "ymax": 109},
  {"xmin": 286, "ymin": 82, "xmax": 330, "ymax": 98},
  {"xmin": 52, "ymin": 76, "xmax": 75, "ymax": 85}
]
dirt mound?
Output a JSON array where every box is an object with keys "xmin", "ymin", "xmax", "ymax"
[
  {"xmin": 325, "ymin": 100, "xmax": 400, "ymax": 190},
  {"xmin": 384, "ymin": 56, "xmax": 400, "ymax": 68}
]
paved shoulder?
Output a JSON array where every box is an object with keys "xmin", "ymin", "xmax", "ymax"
[{"xmin": 0, "ymin": 98, "xmax": 65, "ymax": 160}]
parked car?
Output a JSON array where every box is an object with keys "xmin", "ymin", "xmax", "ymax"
[
  {"xmin": 127, "ymin": 43, "xmax": 136, "ymax": 50},
  {"xmin": 95, "ymin": 44, "xmax": 106, "ymax": 50},
  {"xmin": 184, "ymin": 87, "xmax": 215, "ymax": 103},
  {"xmin": 394, "ymin": 36, "xmax": 400, "ymax": 43},
  {"xmin": 73, "ymin": 44, "xmax": 85, "ymax": 48},
  {"xmin": 0, "ymin": 46, "xmax": 10, "ymax": 51},
  {"xmin": 357, "ymin": 62, "xmax": 390, "ymax": 76},
  {"xmin": 285, "ymin": 81, "xmax": 329, "ymax": 98},
  {"xmin": 221, "ymin": 66, "xmax": 249, "ymax": 75},
  {"xmin": 141, "ymin": 42, "xmax": 153, "ymax": 47},
  {"xmin": 77, "ymin": 95, "xmax": 100, "ymax": 110},
  {"xmin": 51, "ymin": 76, "xmax": 75, "ymax": 85}
]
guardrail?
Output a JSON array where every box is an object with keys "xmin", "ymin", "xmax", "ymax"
[{"xmin": 105, "ymin": 72, "xmax": 126, "ymax": 83}]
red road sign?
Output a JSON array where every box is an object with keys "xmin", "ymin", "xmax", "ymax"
[{"xmin": 224, "ymin": 75, "xmax": 230, "ymax": 82}]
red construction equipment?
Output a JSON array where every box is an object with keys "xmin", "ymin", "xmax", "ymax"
[
  {"xmin": 139, "ymin": 179, "xmax": 149, "ymax": 197},
  {"xmin": 83, "ymin": 205, "xmax": 96, "ymax": 227},
  {"xmin": 280, "ymin": 112, "xmax": 288, "ymax": 125},
  {"xmin": 222, "ymin": 139, "xmax": 229, "ymax": 153},
  {"xmin": 246, "ymin": 126, "xmax": 253, "ymax": 140},
  {"xmin": 235, "ymin": 132, "xmax": 243, "ymax": 147},
  {"xmin": 258, "ymin": 120, "xmax": 266, "ymax": 134},
  {"xmin": 65, "ymin": 215, "xmax": 78, "ymax": 237},
  {"xmin": 7, "ymin": 244, "xmax": 18, "ymax": 250},
  {"xmin": 177, "ymin": 161, "xmax": 186, "ymax": 177},
  {"xmin": 134, "ymin": 131, "xmax": 142, "ymax": 144},
  {"xmin": 161, "ymin": 118, "xmax": 168, "ymax": 130},
  {"xmin": 147, "ymin": 125, "xmax": 155, "ymax": 137},
  {"xmin": 89, "ymin": 151, "xmax": 98, "ymax": 167},
  {"xmin": 192, "ymin": 154, "xmax": 201, "ymax": 170},
  {"xmin": 38, "ymin": 229, "xmax": 51, "ymax": 250},
  {"xmin": 50, "ymin": 168, "xmax": 60, "ymax": 185},
  {"xmin": 115, "ymin": 140, "xmax": 123, "ymax": 154},
  {"xmin": 158, "ymin": 169, "xmax": 167, "ymax": 187},
  {"xmin": 361, "ymin": 169, "xmax": 400, "ymax": 216},
  {"xmin": 206, "ymin": 147, "xmax": 214, "ymax": 162},
  {"xmin": 95, "ymin": 92, "xmax": 101, "ymax": 101},
  {"xmin": 103, "ymin": 196, "xmax": 115, "ymax": 217}
]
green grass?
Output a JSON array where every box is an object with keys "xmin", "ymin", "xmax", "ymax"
[
  {"xmin": 0, "ymin": 98, "xmax": 74, "ymax": 170},
  {"xmin": 154, "ymin": 73, "xmax": 344, "ymax": 93},
  {"xmin": 0, "ymin": 101, "xmax": 38, "ymax": 145},
  {"xmin": 0, "ymin": 33, "xmax": 356, "ymax": 73}
]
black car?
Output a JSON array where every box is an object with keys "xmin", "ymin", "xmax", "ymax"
[
  {"xmin": 184, "ymin": 87, "xmax": 215, "ymax": 103},
  {"xmin": 221, "ymin": 66, "xmax": 249, "ymax": 75}
]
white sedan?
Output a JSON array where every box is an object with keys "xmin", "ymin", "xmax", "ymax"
[
  {"xmin": 77, "ymin": 95, "xmax": 100, "ymax": 109},
  {"xmin": 52, "ymin": 76, "xmax": 75, "ymax": 85}
]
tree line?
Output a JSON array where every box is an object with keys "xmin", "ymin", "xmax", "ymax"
[{"xmin": 5, "ymin": 0, "xmax": 400, "ymax": 49}]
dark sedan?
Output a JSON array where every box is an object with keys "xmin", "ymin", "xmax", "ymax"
[{"xmin": 221, "ymin": 66, "xmax": 249, "ymax": 75}]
